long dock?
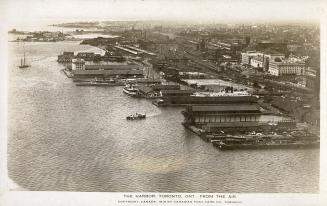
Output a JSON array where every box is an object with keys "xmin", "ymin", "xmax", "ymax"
[{"xmin": 62, "ymin": 69, "xmax": 74, "ymax": 78}]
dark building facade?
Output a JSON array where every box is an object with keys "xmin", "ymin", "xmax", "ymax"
[
  {"xmin": 161, "ymin": 95, "xmax": 258, "ymax": 106},
  {"xmin": 182, "ymin": 104, "xmax": 262, "ymax": 130}
]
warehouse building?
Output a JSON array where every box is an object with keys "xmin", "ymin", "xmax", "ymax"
[{"xmin": 182, "ymin": 104, "xmax": 262, "ymax": 127}]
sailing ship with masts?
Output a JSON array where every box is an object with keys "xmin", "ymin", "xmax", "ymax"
[
  {"xmin": 18, "ymin": 44, "xmax": 30, "ymax": 68},
  {"xmin": 19, "ymin": 52, "xmax": 30, "ymax": 68}
]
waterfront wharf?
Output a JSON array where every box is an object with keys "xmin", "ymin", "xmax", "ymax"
[{"xmin": 62, "ymin": 69, "xmax": 74, "ymax": 78}]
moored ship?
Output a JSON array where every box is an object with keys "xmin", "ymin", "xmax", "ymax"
[{"xmin": 123, "ymin": 84, "xmax": 139, "ymax": 96}]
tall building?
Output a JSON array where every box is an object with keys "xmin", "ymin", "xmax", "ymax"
[
  {"xmin": 261, "ymin": 50, "xmax": 285, "ymax": 72},
  {"xmin": 250, "ymin": 55, "xmax": 264, "ymax": 68},
  {"xmin": 268, "ymin": 58, "xmax": 305, "ymax": 76},
  {"xmin": 241, "ymin": 50, "xmax": 285, "ymax": 71},
  {"xmin": 240, "ymin": 51, "xmax": 262, "ymax": 65}
]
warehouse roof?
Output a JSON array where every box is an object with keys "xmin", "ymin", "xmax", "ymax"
[
  {"xmin": 191, "ymin": 104, "xmax": 260, "ymax": 112},
  {"xmin": 137, "ymin": 86, "xmax": 154, "ymax": 94},
  {"xmin": 85, "ymin": 64, "xmax": 140, "ymax": 70},
  {"xmin": 72, "ymin": 70, "xmax": 143, "ymax": 75},
  {"xmin": 161, "ymin": 90, "xmax": 195, "ymax": 94},
  {"xmin": 152, "ymin": 84, "xmax": 180, "ymax": 90}
]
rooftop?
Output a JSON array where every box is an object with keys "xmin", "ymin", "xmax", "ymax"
[
  {"xmin": 72, "ymin": 70, "xmax": 143, "ymax": 75},
  {"xmin": 190, "ymin": 104, "xmax": 260, "ymax": 112},
  {"xmin": 137, "ymin": 86, "xmax": 154, "ymax": 94},
  {"xmin": 273, "ymin": 58, "xmax": 305, "ymax": 64},
  {"xmin": 152, "ymin": 84, "xmax": 180, "ymax": 90},
  {"xmin": 192, "ymin": 91, "xmax": 251, "ymax": 97},
  {"xmin": 161, "ymin": 90, "xmax": 195, "ymax": 94},
  {"xmin": 114, "ymin": 46, "xmax": 138, "ymax": 55},
  {"xmin": 72, "ymin": 58, "xmax": 85, "ymax": 63},
  {"xmin": 85, "ymin": 64, "xmax": 140, "ymax": 70}
]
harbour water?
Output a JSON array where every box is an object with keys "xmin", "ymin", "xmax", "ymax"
[{"xmin": 7, "ymin": 40, "xmax": 319, "ymax": 192}]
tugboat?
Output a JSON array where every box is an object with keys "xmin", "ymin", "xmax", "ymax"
[
  {"xmin": 126, "ymin": 113, "xmax": 146, "ymax": 120},
  {"xmin": 123, "ymin": 84, "xmax": 139, "ymax": 96}
]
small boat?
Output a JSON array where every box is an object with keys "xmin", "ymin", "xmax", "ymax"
[
  {"xmin": 126, "ymin": 113, "xmax": 146, "ymax": 120},
  {"xmin": 123, "ymin": 84, "xmax": 139, "ymax": 96},
  {"xmin": 18, "ymin": 52, "xmax": 30, "ymax": 68}
]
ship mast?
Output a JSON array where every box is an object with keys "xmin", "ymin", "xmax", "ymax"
[
  {"xmin": 23, "ymin": 51, "xmax": 26, "ymax": 66},
  {"xmin": 18, "ymin": 42, "xmax": 29, "ymax": 68}
]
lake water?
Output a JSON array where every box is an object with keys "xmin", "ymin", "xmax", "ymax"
[{"xmin": 7, "ymin": 40, "xmax": 319, "ymax": 192}]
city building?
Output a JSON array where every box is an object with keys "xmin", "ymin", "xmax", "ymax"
[
  {"xmin": 269, "ymin": 58, "xmax": 305, "ymax": 76},
  {"xmin": 241, "ymin": 50, "xmax": 285, "ymax": 71},
  {"xmin": 76, "ymin": 52, "xmax": 96, "ymax": 61},
  {"xmin": 72, "ymin": 58, "xmax": 86, "ymax": 70},
  {"xmin": 58, "ymin": 52, "xmax": 74, "ymax": 63},
  {"xmin": 250, "ymin": 55, "xmax": 264, "ymax": 68},
  {"xmin": 262, "ymin": 50, "xmax": 285, "ymax": 61},
  {"xmin": 241, "ymin": 51, "xmax": 262, "ymax": 65},
  {"xmin": 261, "ymin": 50, "xmax": 285, "ymax": 71}
]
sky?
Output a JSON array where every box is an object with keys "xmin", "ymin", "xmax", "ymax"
[{"xmin": 1, "ymin": 0, "xmax": 325, "ymax": 26}]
